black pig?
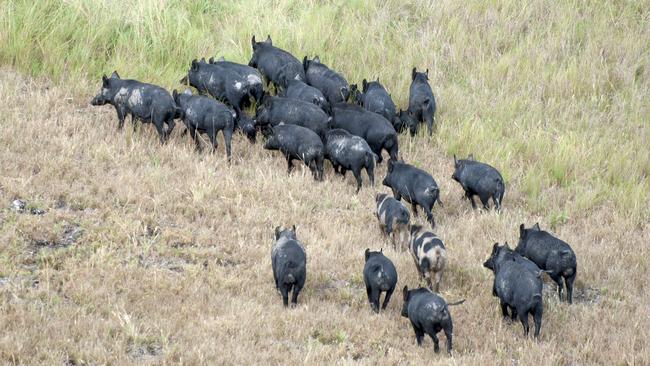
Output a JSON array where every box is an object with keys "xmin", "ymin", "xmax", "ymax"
[
  {"xmin": 516, "ymin": 223, "xmax": 577, "ymax": 304},
  {"xmin": 172, "ymin": 89, "xmax": 234, "ymax": 161},
  {"xmin": 303, "ymin": 56, "xmax": 350, "ymax": 104},
  {"xmin": 363, "ymin": 249, "xmax": 398, "ymax": 313},
  {"xmin": 208, "ymin": 56, "xmax": 265, "ymax": 105},
  {"xmin": 281, "ymin": 79, "xmax": 330, "ymax": 114},
  {"xmin": 452, "ymin": 154, "xmax": 505, "ymax": 211},
  {"xmin": 255, "ymin": 96, "xmax": 329, "ymax": 140},
  {"xmin": 249, "ymin": 35, "xmax": 305, "ymax": 90},
  {"xmin": 324, "ymin": 129, "xmax": 376, "ymax": 192},
  {"xmin": 382, "ymin": 160, "xmax": 442, "ymax": 227},
  {"xmin": 329, "ymin": 103, "xmax": 398, "ymax": 163},
  {"xmin": 91, "ymin": 71, "xmax": 178, "ymax": 143},
  {"xmin": 408, "ymin": 68, "xmax": 437, "ymax": 136},
  {"xmin": 483, "ymin": 242, "xmax": 544, "ymax": 337},
  {"xmin": 401, "ymin": 286, "xmax": 464, "ymax": 355},
  {"xmin": 272, "ymin": 225, "xmax": 307, "ymax": 307},
  {"xmin": 263, "ymin": 124, "xmax": 325, "ymax": 181}
]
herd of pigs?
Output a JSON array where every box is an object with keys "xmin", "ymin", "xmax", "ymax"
[{"xmin": 90, "ymin": 35, "xmax": 578, "ymax": 356}]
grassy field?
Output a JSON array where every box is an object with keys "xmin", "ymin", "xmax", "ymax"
[{"xmin": 0, "ymin": 0, "xmax": 648, "ymax": 364}]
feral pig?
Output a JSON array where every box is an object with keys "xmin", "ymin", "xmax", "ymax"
[
  {"xmin": 91, "ymin": 71, "xmax": 178, "ymax": 143},
  {"xmin": 452, "ymin": 154, "xmax": 505, "ymax": 210},
  {"xmin": 272, "ymin": 225, "xmax": 307, "ymax": 307},
  {"xmin": 409, "ymin": 225, "xmax": 446, "ymax": 292},
  {"xmin": 324, "ymin": 129, "xmax": 377, "ymax": 192},
  {"xmin": 256, "ymin": 96, "xmax": 329, "ymax": 140},
  {"xmin": 483, "ymin": 242, "xmax": 544, "ymax": 338},
  {"xmin": 181, "ymin": 59, "xmax": 249, "ymax": 118},
  {"xmin": 357, "ymin": 79, "xmax": 402, "ymax": 132},
  {"xmin": 363, "ymin": 249, "xmax": 398, "ymax": 313},
  {"xmin": 303, "ymin": 56, "xmax": 350, "ymax": 104},
  {"xmin": 401, "ymin": 286, "xmax": 464, "ymax": 355},
  {"xmin": 330, "ymin": 103, "xmax": 398, "ymax": 163},
  {"xmin": 173, "ymin": 90, "xmax": 235, "ymax": 161},
  {"xmin": 375, "ymin": 193, "xmax": 410, "ymax": 250},
  {"xmin": 281, "ymin": 79, "xmax": 330, "ymax": 114},
  {"xmin": 208, "ymin": 56, "xmax": 265, "ymax": 105},
  {"xmin": 249, "ymin": 35, "xmax": 305, "ymax": 89},
  {"xmin": 382, "ymin": 160, "xmax": 442, "ymax": 228},
  {"xmin": 516, "ymin": 223, "xmax": 577, "ymax": 304},
  {"xmin": 263, "ymin": 124, "xmax": 325, "ymax": 181},
  {"xmin": 408, "ymin": 68, "xmax": 437, "ymax": 136}
]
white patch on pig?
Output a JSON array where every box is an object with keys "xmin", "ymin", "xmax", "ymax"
[
  {"xmin": 234, "ymin": 81, "xmax": 243, "ymax": 91},
  {"xmin": 247, "ymin": 74, "xmax": 262, "ymax": 85},
  {"xmin": 128, "ymin": 89, "xmax": 143, "ymax": 107},
  {"xmin": 114, "ymin": 87, "xmax": 129, "ymax": 103},
  {"xmin": 376, "ymin": 195, "xmax": 390, "ymax": 223},
  {"xmin": 209, "ymin": 75, "xmax": 216, "ymax": 86}
]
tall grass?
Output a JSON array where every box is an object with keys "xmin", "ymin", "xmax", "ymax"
[{"xmin": 1, "ymin": 0, "xmax": 648, "ymax": 223}]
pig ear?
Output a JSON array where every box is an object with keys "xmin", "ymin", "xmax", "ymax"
[
  {"xmin": 533, "ymin": 223, "xmax": 541, "ymax": 231},
  {"xmin": 274, "ymin": 226, "xmax": 281, "ymax": 239},
  {"xmin": 380, "ymin": 247, "xmax": 383, "ymax": 253},
  {"xmin": 519, "ymin": 224, "xmax": 525, "ymax": 238},
  {"xmin": 425, "ymin": 68, "xmax": 429, "ymax": 78},
  {"xmin": 453, "ymin": 154, "xmax": 457, "ymax": 165},
  {"xmin": 208, "ymin": 57, "xmax": 214, "ymax": 64},
  {"xmin": 504, "ymin": 241, "xmax": 510, "ymax": 249},
  {"xmin": 102, "ymin": 75, "xmax": 110, "ymax": 87},
  {"xmin": 200, "ymin": 57, "xmax": 206, "ymax": 64},
  {"xmin": 364, "ymin": 248, "xmax": 370, "ymax": 261},
  {"xmin": 402, "ymin": 286, "xmax": 409, "ymax": 300},
  {"xmin": 191, "ymin": 59, "xmax": 199, "ymax": 70},
  {"xmin": 110, "ymin": 71, "xmax": 120, "ymax": 79},
  {"xmin": 313, "ymin": 55, "xmax": 320, "ymax": 63},
  {"xmin": 492, "ymin": 242, "xmax": 499, "ymax": 252},
  {"xmin": 362, "ymin": 79, "xmax": 368, "ymax": 93},
  {"xmin": 411, "ymin": 67, "xmax": 417, "ymax": 80},
  {"xmin": 292, "ymin": 224, "xmax": 296, "ymax": 233},
  {"xmin": 251, "ymin": 35, "xmax": 257, "ymax": 50},
  {"xmin": 468, "ymin": 154, "xmax": 475, "ymax": 161},
  {"xmin": 265, "ymin": 34, "xmax": 272, "ymax": 45},
  {"xmin": 172, "ymin": 89, "xmax": 178, "ymax": 98}
]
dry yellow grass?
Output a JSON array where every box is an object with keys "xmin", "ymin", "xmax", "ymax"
[{"xmin": 0, "ymin": 68, "xmax": 647, "ymax": 365}]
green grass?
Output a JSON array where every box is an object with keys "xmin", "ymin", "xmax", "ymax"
[{"xmin": 1, "ymin": 0, "xmax": 648, "ymax": 226}]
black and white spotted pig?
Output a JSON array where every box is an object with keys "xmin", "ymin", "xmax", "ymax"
[
  {"xmin": 409, "ymin": 225, "xmax": 447, "ymax": 292},
  {"xmin": 272, "ymin": 225, "xmax": 307, "ymax": 307},
  {"xmin": 172, "ymin": 89, "xmax": 234, "ymax": 161},
  {"xmin": 375, "ymin": 193, "xmax": 410, "ymax": 250},
  {"xmin": 90, "ymin": 71, "xmax": 178, "ymax": 143}
]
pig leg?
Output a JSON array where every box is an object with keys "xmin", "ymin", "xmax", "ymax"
[
  {"xmin": 286, "ymin": 156, "xmax": 295, "ymax": 174},
  {"xmin": 422, "ymin": 203, "xmax": 435, "ymax": 228},
  {"xmin": 115, "ymin": 107, "xmax": 126, "ymax": 130},
  {"xmin": 222, "ymin": 128, "xmax": 233, "ymax": 163},
  {"xmin": 352, "ymin": 168, "xmax": 363, "ymax": 193},
  {"xmin": 500, "ymin": 301, "xmax": 510, "ymax": 319},
  {"xmin": 510, "ymin": 306, "xmax": 518, "ymax": 321},
  {"xmin": 533, "ymin": 302, "xmax": 543, "ymax": 338},
  {"xmin": 291, "ymin": 283, "xmax": 302, "ymax": 306},
  {"xmin": 429, "ymin": 332, "xmax": 440, "ymax": 353},
  {"xmin": 153, "ymin": 120, "xmax": 166, "ymax": 144},
  {"xmin": 189, "ymin": 128, "xmax": 202, "ymax": 152},
  {"xmin": 411, "ymin": 203, "xmax": 419, "ymax": 217},
  {"xmin": 411, "ymin": 324, "xmax": 425, "ymax": 346},
  {"xmin": 339, "ymin": 167, "xmax": 347, "ymax": 178},
  {"xmin": 366, "ymin": 163, "xmax": 375, "ymax": 187},
  {"xmin": 492, "ymin": 194, "xmax": 501, "ymax": 211},
  {"xmin": 424, "ymin": 112, "xmax": 434, "ymax": 137},
  {"xmin": 565, "ymin": 271, "xmax": 576, "ymax": 304},
  {"xmin": 444, "ymin": 326, "xmax": 453, "ymax": 355},
  {"xmin": 369, "ymin": 287, "xmax": 380, "ymax": 313},
  {"xmin": 381, "ymin": 287, "xmax": 394, "ymax": 310},
  {"xmin": 466, "ymin": 192, "xmax": 477, "ymax": 209},
  {"xmin": 479, "ymin": 194, "xmax": 490, "ymax": 210},
  {"xmin": 208, "ymin": 131, "xmax": 218, "ymax": 154},
  {"xmin": 280, "ymin": 285, "xmax": 290, "ymax": 307},
  {"xmin": 550, "ymin": 274, "xmax": 564, "ymax": 302},
  {"xmin": 433, "ymin": 271, "xmax": 443, "ymax": 293},
  {"xmin": 391, "ymin": 189, "xmax": 401, "ymax": 201},
  {"xmin": 518, "ymin": 310, "xmax": 530, "ymax": 336}
]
